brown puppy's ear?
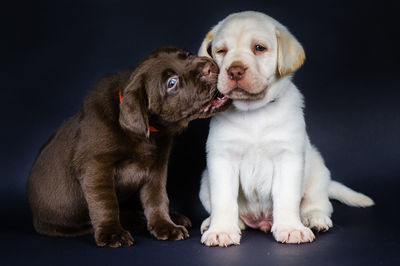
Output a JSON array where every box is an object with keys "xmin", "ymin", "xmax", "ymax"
[
  {"xmin": 275, "ymin": 26, "xmax": 305, "ymax": 77},
  {"xmin": 198, "ymin": 28, "xmax": 215, "ymax": 58},
  {"xmin": 119, "ymin": 75, "xmax": 150, "ymax": 139}
]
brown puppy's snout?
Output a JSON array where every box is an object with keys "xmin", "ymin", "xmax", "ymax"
[
  {"xmin": 201, "ymin": 61, "xmax": 219, "ymax": 78},
  {"xmin": 227, "ymin": 62, "xmax": 246, "ymax": 81}
]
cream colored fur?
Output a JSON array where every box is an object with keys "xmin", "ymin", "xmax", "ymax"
[{"xmin": 198, "ymin": 11, "xmax": 374, "ymax": 247}]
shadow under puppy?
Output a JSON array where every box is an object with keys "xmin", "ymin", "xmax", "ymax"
[{"xmin": 27, "ymin": 47, "xmax": 230, "ymax": 247}]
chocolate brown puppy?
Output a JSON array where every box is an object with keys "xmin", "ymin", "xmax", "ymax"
[{"xmin": 26, "ymin": 47, "xmax": 230, "ymax": 247}]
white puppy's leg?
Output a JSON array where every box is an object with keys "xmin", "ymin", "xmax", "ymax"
[
  {"xmin": 199, "ymin": 169, "xmax": 212, "ymax": 213},
  {"xmin": 200, "ymin": 217, "xmax": 211, "ymax": 234},
  {"xmin": 271, "ymin": 153, "xmax": 315, "ymax": 244},
  {"xmin": 199, "ymin": 169, "xmax": 246, "ymax": 234},
  {"xmin": 200, "ymin": 157, "xmax": 241, "ymax": 247},
  {"xmin": 301, "ymin": 147, "xmax": 333, "ymax": 231}
]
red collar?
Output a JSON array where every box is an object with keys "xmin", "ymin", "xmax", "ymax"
[
  {"xmin": 119, "ymin": 90, "xmax": 159, "ymax": 132},
  {"xmin": 148, "ymin": 125, "xmax": 159, "ymax": 132}
]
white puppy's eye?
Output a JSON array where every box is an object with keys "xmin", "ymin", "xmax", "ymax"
[
  {"xmin": 254, "ymin": 44, "xmax": 267, "ymax": 54},
  {"xmin": 216, "ymin": 49, "xmax": 227, "ymax": 56},
  {"xmin": 167, "ymin": 76, "xmax": 179, "ymax": 92}
]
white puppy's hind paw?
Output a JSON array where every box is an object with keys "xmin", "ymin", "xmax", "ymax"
[
  {"xmin": 200, "ymin": 217, "xmax": 211, "ymax": 234},
  {"xmin": 302, "ymin": 211, "xmax": 333, "ymax": 232},
  {"xmin": 238, "ymin": 218, "xmax": 247, "ymax": 230},
  {"xmin": 272, "ymin": 224, "xmax": 315, "ymax": 244},
  {"xmin": 201, "ymin": 230, "xmax": 241, "ymax": 247}
]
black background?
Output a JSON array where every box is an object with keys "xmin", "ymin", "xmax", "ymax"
[{"xmin": 1, "ymin": 0, "xmax": 399, "ymax": 265}]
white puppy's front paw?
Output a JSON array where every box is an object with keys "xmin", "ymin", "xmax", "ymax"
[
  {"xmin": 302, "ymin": 211, "xmax": 332, "ymax": 232},
  {"xmin": 272, "ymin": 224, "xmax": 315, "ymax": 244},
  {"xmin": 201, "ymin": 230, "xmax": 241, "ymax": 247},
  {"xmin": 201, "ymin": 217, "xmax": 246, "ymax": 234}
]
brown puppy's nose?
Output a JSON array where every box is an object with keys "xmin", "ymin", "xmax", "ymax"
[
  {"xmin": 227, "ymin": 64, "xmax": 245, "ymax": 81},
  {"xmin": 201, "ymin": 61, "xmax": 219, "ymax": 78}
]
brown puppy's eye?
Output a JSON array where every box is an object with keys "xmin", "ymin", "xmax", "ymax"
[
  {"xmin": 254, "ymin": 44, "xmax": 267, "ymax": 54},
  {"xmin": 167, "ymin": 76, "xmax": 179, "ymax": 92}
]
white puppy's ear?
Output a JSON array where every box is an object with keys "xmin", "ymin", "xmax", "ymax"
[
  {"xmin": 198, "ymin": 29, "xmax": 215, "ymax": 58},
  {"xmin": 275, "ymin": 26, "xmax": 305, "ymax": 77}
]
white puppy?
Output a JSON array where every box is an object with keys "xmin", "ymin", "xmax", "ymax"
[{"xmin": 198, "ymin": 11, "xmax": 374, "ymax": 246}]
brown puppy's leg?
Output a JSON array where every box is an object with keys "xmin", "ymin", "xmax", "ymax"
[
  {"xmin": 140, "ymin": 170, "xmax": 189, "ymax": 241},
  {"xmin": 80, "ymin": 161, "xmax": 134, "ymax": 247},
  {"xmin": 170, "ymin": 212, "xmax": 192, "ymax": 228}
]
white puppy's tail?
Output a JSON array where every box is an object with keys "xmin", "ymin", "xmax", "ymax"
[{"xmin": 328, "ymin": 181, "xmax": 375, "ymax": 207}]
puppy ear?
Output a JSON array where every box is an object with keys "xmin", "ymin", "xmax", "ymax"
[
  {"xmin": 119, "ymin": 75, "xmax": 150, "ymax": 139},
  {"xmin": 275, "ymin": 26, "xmax": 305, "ymax": 77},
  {"xmin": 198, "ymin": 29, "xmax": 215, "ymax": 58}
]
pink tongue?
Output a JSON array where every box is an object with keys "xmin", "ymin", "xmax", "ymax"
[
  {"xmin": 212, "ymin": 97, "xmax": 226, "ymax": 108},
  {"xmin": 201, "ymin": 96, "xmax": 228, "ymax": 112}
]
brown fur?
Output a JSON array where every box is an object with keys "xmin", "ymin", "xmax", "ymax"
[{"xmin": 26, "ymin": 47, "xmax": 230, "ymax": 247}]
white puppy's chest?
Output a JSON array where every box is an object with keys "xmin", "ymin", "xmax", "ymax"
[
  {"xmin": 238, "ymin": 145, "xmax": 274, "ymax": 214},
  {"xmin": 210, "ymin": 106, "xmax": 282, "ymax": 213},
  {"xmin": 206, "ymin": 85, "xmax": 306, "ymax": 230}
]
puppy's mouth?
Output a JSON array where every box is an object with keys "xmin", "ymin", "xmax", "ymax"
[
  {"xmin": 225, "ymin": 86, "xmax": 268, "ymax": 101},
  {"xmin": 200, "ymin": 91, "xmax": 231, "ymax": 113}
]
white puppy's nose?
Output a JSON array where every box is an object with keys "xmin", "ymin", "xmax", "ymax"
[{"xmin": 227, "ymin": 63, "xmax": 246, "ymax": 81}]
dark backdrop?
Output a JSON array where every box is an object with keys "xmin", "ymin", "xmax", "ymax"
[{"xmin": 1, "ymin": 0, "xmax": 399, "ymax": 265}]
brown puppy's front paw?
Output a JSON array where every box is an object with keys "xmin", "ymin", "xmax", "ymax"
[
  {"xmin": 95, "ymin": 226, "xmax": 134, "ymax": 248},
  {"xmin": 170, "ymin": 212, "xmax": 192, "ymax": 228},
  {"xmin": 149, "ymin": 221, "xmax": 189, "ymax": 241}
]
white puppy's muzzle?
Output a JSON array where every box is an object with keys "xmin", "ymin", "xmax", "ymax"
[{"xmin": 218, "ymin": 52, "xmax": 267, "ymax": 99}]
